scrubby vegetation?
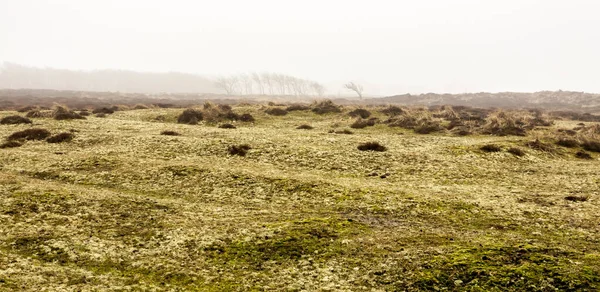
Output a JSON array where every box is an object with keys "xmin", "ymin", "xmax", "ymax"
[
  {"xmin": 348, "ymin": 108, "xmax": 371, "ymax": 119},
  {"xmin": 53, "ymin": 106, "xmax": 85, "ymax": 120},
  {"xmin": 311, "ymin": 100, "xmax": 341, "ymax": 114},
  {"xmin": 177, "ymin": 108, "xmax": 203, "ymax": 124},
  {"xmin": 7, "ymin": 128, "xmax": 51, "ymax": 140},
  {"xmin": 0, "ymin": 102, "xmax": 599, "ymax": 291},
  {"xmin": 46, "ymin": 132, "xmax": 74, "ymax": 143},
  {"xmin": 218, "ymin": 123, "xmax": 236, "ymax": 129},
  {"xmin": 160, "ymin": 130, "xmax": 181, "ymax": 136},
  {"xmin": 0, "ymin": 115, "xmax": 32, "ymax": 125},
  {"xmin": 228, "ymin": 144, "xmax": 251, "ymax": 156},
  {"xmin": 265, "ymin": 107, "xmax": 288, "ymax": 116},
  {"xmin": 296, "ymin": 124, "xmax": 314, "ymax": 130},
  {"xmin": 357, "ymin": 141, "xmax": 387, "ymax": 151}
]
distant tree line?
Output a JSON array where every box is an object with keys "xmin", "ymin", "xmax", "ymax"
[{"xmin": 214, "ymin": 73, "xmax": 326, "ymax": 96}]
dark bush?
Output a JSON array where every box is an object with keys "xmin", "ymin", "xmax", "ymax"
[
  {"xmin": 350, "ymin": 118, "xmax": 376, "ymax": 129},
  {"xmin": 0, "ymin": 140, "xmax": 23, "ymax": 149},
  {"xmin": 219, "ymin": 123, "xmax": 237, "ymax": 129},
  {"xmin": 557, "ymin": 129, "xmax": 577, "ymax": 136},
  {"xmin": 564, "ymin": 195, "xmax": 589, "ymax": 202},
  {"xmin": 7, "ymin": 128, "xmax": 51, "ymax": 141},
  {"xmin": 95, "ymin": 113, "xmax": 107, "ymax": 118},
  {"xmin": 239, "ymin": 113, "xmax": 255, "ymax": 122},
  {"xmin": 54, "ymin": 111, "xmax": 85, "ymax": 120},
  {"xmin": 177, "ymin": 109, "xmax": 203, "ymax": 125},
  {"xmin": 507, "ymin": 147, "xmax": 526, "ymax": 156},
  {"xmin": 0, "ymin": 115, "xmax": 32, "ymax": 125},
  {"xmin": 17, "ymin": 106, "xmax": 36, "ymax": 113},
  {"xmin": 153, "ymin": 103, "xmax": 175, "ymax": 108},
  {"xmin": 357, "ymin": 142, "xmax": 387, "ymax": 152},
  {"xmin": 312, "ymin": 100, "xmax": 341, "ymax": 114},
  {"xmin": 286, "ymin": 104, "xmax": 311, "ymax": 111},
  {"xmin": 526, "ymin": 139, "xmax": 555, "ymax": 152},
  {"xmin": 480, "ymin": 144, "xmax": 502, "ymax": 153},
  {"xmin": 296, "ymin": 124, "xmax": 314, "ymax": 130},
  {"xmin": 218, "ymin": 104, "xmax": 233, "ymax": 111},
  {"xmin": 380, "ymin": 106, "xmax": 404, "ymax": 116},
  {"xmin": 328, "ymin": 129, "xmax": 353, "ymax": 135},
  {"xmin": 348, "ymin": 108, "xmax": 371, "ymax": 119},
  {"xmin": 26, "ymin": 110, "xmax": 46, "ymax": 118},
  {"xmin": 556, "ymin": 139, "xmax": 579, "ymax": 148},
  {"xmin": 581, "ymin": 141, "xmax": 600, "ymax": 152},
  {"xmin": 160, "ymin": 130, "xmax": 181, "ymax": 136},
  {"xmin": 47, "ymin": 132, "xmax": 74, "ymax": 143},
  {"xmin": 414, "ymin": 121, "xmax": 445, "ymax": 134},
  {"xmin": 575, "ymin": 150, "xmax": 592, "ymax": 159},
  {"xmin": 265, "ymin": 108, "xmax": 288, "ymax": 116},
  {"xmin": 92, "ymin": 107, "xmax": 115, "ymax": 114},
  {"xmin": 452, "ymin": 127, "xmax": 472, "ymax": 136},
  {"xmin": 79, "ymin": 110, "xmax": 91, "ymax": 116},
  {"xmin": 228, "ymin": 144, "xmax": 251, "ymax": 156},
  {"xmin": 133, "ymin": 104, "xmax": 149, "ymax": 110}
]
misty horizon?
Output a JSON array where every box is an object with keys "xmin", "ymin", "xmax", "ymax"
[{"xmin": 2, "ymin": 1, "xmax": 600, "ymax": 95}]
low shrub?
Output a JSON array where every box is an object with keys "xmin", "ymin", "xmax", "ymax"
[
  {"xmin": 239, "ymin": 113, "xmax": 255, "ymax": 122},
  {"xmin": 564, "ymin": 195, "xmax": 589, "ymax": 202},
  {"xmin": 380, "ymin": 106, "xmax": 404, "ymax": 116},
  {"xmin": 328, "ymin": 129, "xmax": 353, "ymax": 135},
  {"xmin": 228, "ymin": 144, "xmax": 251, "ymax": 156},
  {"xmin": 312, "ymin": 100, "xmax": 341, "ymax": 115},
  {"xmin": 480, "ymin": 144, "xmax": 502, "ymax": 152},
  {"xmin": 357, "ymin": 142, "xmax": 387, "ymax": 152},
  {"xmin": 348, "ymin": 108, "xmax": 371, "ymax": 119},
  {"xmin": 414, "ymin": 121, "xmax": 445, "ymax": 134},
  {"xmin": 296, "ymin": 124, "xmax": 314, "ymax": 130},
  {"xmin": 26, "ymin": 110, "xmax": 47, "ymax": 118},
  {"xmin": 47, "ymin": 132, "xmax": 74, "ymax": 143},
  {"xmin": 555, "ymin": 139, "xmax": 579, "ymax": 148},
  {"xmin": 0, "ymin": 115, "xmax": 32, "ymax": 125},
  {"xmin": 79, "ymin": 110, "xmax": 91, "ymax": 116},
  {"xmin": 92, "ymin": 107, "xmax": 115, "ymax": 114},
  {"xmin": 350, "ymin": 118, "xmax": 376, "ymax": 129},
  {"xmin": 265, "ymin": 107, "xmax": 288, "ymax": 116},
  {"xmin": 286, "ymin": 104, "xmax": 311, "ymax": 111},
  {"xmin": 0, "ymin": 140, "xmax": 23, "ymax": 148},
  {"xmin": 54, "ymin": 111, "xmax": 85, "ymax": 120},
  {"xmin": 218, "ymin": 123, "xmax": 237, "ymax": 129},
  {"xmin": 526, "ymin": 139, "xmax": 555, "ymax": 152},
  {"xmin": 507, "ymin": 147, "xmax": 526, "ymax": 156},
  {"xmin": 177, "ymin": 109, "xmax": 203, "ymax": 124},
  {"xmin": 7, "ymin": 128, "xmax": 51, "ymax": 141},
  {"xmin": 133, "ymin": 104, "xmax": 149, "ymax": 110},
  {"xmin": 17, "ymin": 106, "xmax": 36, "ymax": 113},
  {"xmin": 95, "ymin": 113, "xmax": 107, "ymax": 118},
  {"xmin": 581, "ymin": 141, "xmax": 600, "ymax": 152},
  {"xmin": 575, "ymin": 150, "xmax": 592, "ymax": 159},
  {"xmin": 160, "ymin": 130, "xmax": 181, "ymax": 136}
]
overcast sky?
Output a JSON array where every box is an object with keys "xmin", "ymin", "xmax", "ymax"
[{"xmin": 1, "ymin": 0, "xmax": 599, "ymax": 95}]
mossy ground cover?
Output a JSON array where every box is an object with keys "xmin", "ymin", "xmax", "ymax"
[{"xmin": 0, "ymin": 107, "xmax": 598, "ymax": 291}]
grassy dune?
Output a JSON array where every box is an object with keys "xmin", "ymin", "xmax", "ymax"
[{"xmin": 0, "ymin": 105, "xmax": 599, "ymax": 291}]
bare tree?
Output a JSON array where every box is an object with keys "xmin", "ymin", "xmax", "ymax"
[
  {"xmin": 311, "ymin": 82, "xmax": 325, "ymax": 96},
  {"xmin": 251, "ymin": 72, "xmax": 264, "ymax": 95},
  {"xmin": 344, "ymin": 82, "xmax": 364, "ymax": 99},
  {"xmin": 261, "ymin": 72, "xmax": 274, "ymax": 95},
  {"xmin": 214, "ymin": 76, "xmax": 239, "ymax": 95}
]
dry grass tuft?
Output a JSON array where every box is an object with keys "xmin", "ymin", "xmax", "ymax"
[
  {"xmin": 564, "ymin": 195, "xmax": 589, "ymax": 202},
  {"xmin": 218, "ymin": 123, "xmax": 237, "ymax": 129},
  {"xmin": 92, "ymin": 107, "xmax": 115, "ymax": 114},
  {"xmin": 7, "ymin": 128, "xmax": 51, "ymax": 141},
  {"xmin": 177, "ymin": 109, "xmax": 204, "ymax": 125},
  {"xmin": 575, "ymin": 150, "xmax": 592, "ymax": 159},
  {"xmin": 265, "ymin": 107, "xmax": 288, "ymax": 116},
  {"xmin": 0, "ymin": 115, "xmax": 32, "ymax": 125},
  {"xmin": 357, "ymin": 141, "xmax": 387, "ymax": 152},
  {"xmin": 228, "ymin": 144, "xmax": 251, "ymax": 156},
  {"xmin": 47, "ymin": 132, "xmax": 74, "ymax": 143},
  {"xmin": 350, "ymin": 118, "xmax": 376, "ymax": 129},
  {"xmin": 556, "ymin": 138, "xmax": 579, "ymax": 148},
  {"xmin": 312, "ymin": 100, "xmax": 341, "ymax": 114},
  {"xmin": 286, "ymin": 104, "xmax": 311, "ymax": 111},
  {"xmin": 160, "ymin": 130, "xmax": 181, "ymax": 136},
  {"xmin": 348, "ymin": 108, "xmax": 371, "ymax": 119},
  {"xmin": 296, "ymin": 124, "xmax": 314, "ymax": 130},
  {"xmin": 0, "ymin": 140, "xmax": 23, "ymax": 148},
  {"xmin": 507, "ymin": 147, "xmax": 526, "ymax": 156},
  {"xmin": 480, "ymin": 144, "xmax": 502, "ymax": 153},
  {"xmin": 581, "ymin": 140, "xmax": 600, "ymax": 152}
]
